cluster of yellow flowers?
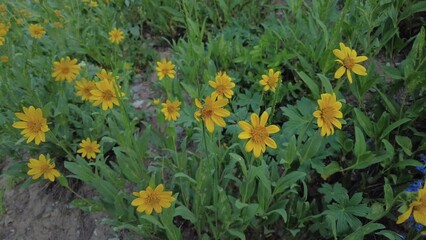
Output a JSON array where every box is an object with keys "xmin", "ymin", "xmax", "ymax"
[{"xmin": 0, "ymin": 22, "xmax": 10, "ymax": 46}]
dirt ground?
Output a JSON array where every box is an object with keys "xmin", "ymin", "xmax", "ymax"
[{"xmin": 0, "ymin": 178, "xmax": 116, "ymax": 240}]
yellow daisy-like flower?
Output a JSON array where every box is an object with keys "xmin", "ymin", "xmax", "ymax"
[
  {"xmin": 397, "ymin": 182, "xmax": 426, "ymax": 226},
  {"xmin": 90, "ymin": 79, "xmax": 124, "ymax": 110},
  {"xmin": 96, "ymin": 68, "xmax": 117, "ymax": 82},
  {"xmin": 89, "ymin": 1, "xmax": 98, "ymax": 7},
  {"xmin": 238, "ymin": 111, "xmax": 280, "ymax": 158},
  {"xmin": 109, "ymin": 28, "xmax": 124, "ymax": 44},
  {"xmin": 194, "ymin": 96, "xmax": 230, "ymax": 133},
  {"xmin": 16, "ymin": 18, "xmax": 23, "ymax": 25},
  {"xmin": 75, "ymin": 78, "xmax": 96, "ymax": 101},
  {"xmin": 333, "ymin": 42, "xmax": 368, "ymax": 84},
  {"xmin": 259, "ymin": 69, "xmax": 281, "ymax": 92},
  {"xmin": 52, "ymin": 57, "xmax": 81, "ymax": 82},
  {"xmin": 0, "ymin": 55, "xmax": 8, "ymax": 63},
  {"xmin": 131, "ymin": 184, "xmax": 175, "ymax": 215},
  {"xmin": 0, "ymin": 36, "xmax": 5, "ymax": 46},
  {"xmin": 27, "ymin": 154, "xmax": 60, "ymax": 182},
  {"xmin": 12, "ymin": 106, "xmax": 49, "ymax": 145},
  {"xmin": 0, "ymin": 22, "xmax": 9, "ymax": 36},
  {"xmin": 77, "ymin": 138, "xmax": 101, "ymax": 160},
  {"xmin": 209, "ymin": 71, "xmax": 235, "ymax": 99},
  {"xmin": 156, "ymin": 59, "xmax": 176, "ymax": 80},
  {"xmin": 161, "ymin": 100, "xmax": 181, "ymax": 121},
  {"xmin": 312, "ymin": 93, "xmax": 343, "ymax": 137},
  {"xmin": 152, "ymin": 99, "xmax": 160, "ymax": 106},
  {"xmin": 29, "ymin": 24, "xmax": 46, "ymax": 39}
]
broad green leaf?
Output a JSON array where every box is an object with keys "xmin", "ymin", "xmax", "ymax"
[
  {"xmin": 174, "ymin": 206, "xmax": 197, "ymax": 224},
  {"xmin": 227, "ymin": 229, "xmax": 246, "ymax": 240},
  {"xmin": 282, "ymin": 135, "xmax": 297, "ymax": 167},
  {"xmin": 343, "ymin": 223, "xmax": 385, "ymax": 240},
  {"xmin": 353, "ymin": 108, "xmax": 373, "ymax": 137},
  {"xmin": 395, "ymin": 135, "xmax": 412, "ymax": 156},
  {"xmin": 354, "ymin": 126, "xmax": 366, "ymax": 157},
  {"xmin": 296, "ymin": 71, "xmax": 319, "ymax": 99},
  {"xmin": 384, "ymin": 183, "xmax": 393, "ymax": 211},
  {"xmin": 379, "ymin": 118, "xmax": 411, "ymax": 139},
  {"xmin": 267, "ymin": 208, "xmax": 288, "ymax": 223},
  {"xmin": 273, "ymin": 171, "xmax": 306, "ymax": 196}
]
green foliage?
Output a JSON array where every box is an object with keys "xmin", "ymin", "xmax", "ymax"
[{"xmin": 0, "ymin": 0, "xmax": 425, "ymax": 239}]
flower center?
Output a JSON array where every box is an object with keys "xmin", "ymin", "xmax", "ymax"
[
  {"xmin": 85, "ymin": 145, "xmax": 94, "ymax": 153},
  {"xmin": 343, "ymin": 57, "xmax": 355, "ymax": 69},
  {"xmin": 28, "ymin": 120, "xmax": 42, "ymax": 133},
  {"xmin": 40, "ymin": 163, "xmax": 51, "ymax": 174},
  {"xmin": 167, "ymin": 105, "xmax": 176, "ymax": 114},
  {"xmin": 251, "ymin": 126, "xmax": 268, "ymax": 144},
  {"xmin": 320, "ymin": 106, "xmax": 335, "ymax": 122},
  {"xmin": 83, "ymin": 87, "xmax": 92, "ymax": 96},
  {"xmin": 268, "ymin": 76, "xmax": 277, "ymax": 87},
  {"xmin": 216, "ymin": 85, "xmax": 226, "ymax": 95},
  {"xmin": 103, "ymin": 90, "xmax": 114, "ymax": 101},
  {"xmin": 61, "ymin": 66, "xmax": 70, "ymax": 74},
  {"xmin": 146, "ymin": 192, "xmax": 160, "ymax": 206},
  {"xmin": 201, "ymin": 106, "xmax": 213, "ymax": 119}
]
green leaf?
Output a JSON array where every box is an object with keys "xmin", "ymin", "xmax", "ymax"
[
  {"xmin": 379, "ymin": 118, "xmax": 411, "ymax": 139},
  {"xmin": 140, "ymin": 215, "xmax": 165, "ymax": 229},
  {"xmin": 227, "ymin": 229, "xmax": 246, "ymax": 240},
  {"xmin": 174, "ymin": 172, "xmax": 197, "ymax": 184},
  {"xmin": 57, "ymin": 175, "xmax": 69, "ymax": 188},
  {"xmin": 354, "ymin": 126, "xmax": 366, "ymax": 157},
  {"xmin": 343, "ymin": 223, "xmax": 385, "ymax": 240},
  {"xmin": 384, "ymin": 183, "xmax": 393, "ymax": 211},
  {"xmin": 318, "ymin": 183, "xmax": 348, "ymax": 203},
  {"xmin": 296, "ymin": 71, "xmax": 319, "ymax": 99},
  {"xmin": 174, "ymin": 206, "xmax": 197, "ymax": 224},
  {"xmin": 301, "ymin": 132, "xmax": 323, "ymax": 163},
  {"xmin": 353, "ymin": 108, "xmax": 374, "ymax": 138},
  {"xmin": 282, "ymin": 135, "xmax": 297, "ymax": 167},
  {"xmin": 395, "ymin": 135, "xmax": 412, "ymax": 156},
  {"xmin": 267, "ymin": 208, "xmax": 288, "ymax": 223},
  {"xmin": 273, "ymin": 171, "xmax": 306, "ymax": 196},
  {"xmin": 377, "ymin": 89, "xmax": 398, "ymax": 116},
  {"xmin": 317, "ymin": 74, "xmax": 333, "ymax": 93}
]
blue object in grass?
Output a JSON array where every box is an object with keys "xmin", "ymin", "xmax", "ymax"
[{"xmin": 407, "ymin": 180, "xmax": 424, "ymax": 192}]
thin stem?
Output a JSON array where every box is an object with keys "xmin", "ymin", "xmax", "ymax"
[{"xmin": 49, "ymin": 132, "xmax": 77, "ymax": 161}]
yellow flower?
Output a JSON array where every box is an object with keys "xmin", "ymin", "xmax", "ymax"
[
  {"xmin": 12, "ymin": 106, "xmax": 49, "ymax": 145},
  {"xmin": 0, "ymin": 4, "xmax": 6, "ymax": 12},
  {"xmin": 89, "ymin": 1, "xmax": 98, "ymax": 7},
  {"xmin": 156, "ymin": 59, "xmax": 176, "ymax": 80},
  {"xmin": 29, "ymin": 24, "xmax": 46, "ymax": 39},
  {"xmin": 209, "ymin": 71, "xmax": 235, "ymax": 99},
  {"xmin": 27, "ymin": 154, "xmax": 60, "ymax": 182},
  {"xmin": 0, "ymin": 22, "xmax": 9, "ymax": 38},
  {"xmin": 397, "ymin": 182, "xmax": 426, "ymax": 226},
  {"xmin": 0, "ymin": 55, "xmax": 8, "ymax": 63},
  {"xmin": 96, "ymin": 68, "xmax": 117, "ymax": 82},
  {"xmin": 194, "ymin": 96, "xmax": 230, "ymax": 133},
  {"xmin": 52, "ymin": 57, "xmax": 81, "ymax": 82},
  {"xmin": 16, "ymin": 18, "xmax": 23, "ymax": 25},
  {"xmin": 109, "ymin": 28, "xmax": 124, "ymax": 44},
  {"xmin": 153, "ymin": 99, "xmax": 160, "ymax": 106},
  {"xmin": 53, "ymin": 22, "xmax": 64, "ymax": 29},
  {"xmin": 238, "ymin": 111, "xmax": 280, "ymax": 158},
  {"xmin": 90, "ymin": 79, "xmax": 124, "ymax": 110},
  {"xmin": 75, "ymin": 78, "xmax": 96, "ymax": 101},
  {"xmin": 54, "ymin": 10, "xmax": 61, "ymax": 17},
  {"xmin": 161, "ymin": 100, "xmax": 181, "ymax": 121},
  {"xmin": 131, "ymin": 184, "xmax": 175, "ymax": 215},
  {"xmin": 333, "ymin": 42, "xmax": 368, "ymax": 84},
  {"xmin": 0, "ymin": 37, "xmax": 5, "ymax": 46},
  {"xmin": 312, "ymin": 93, "xmax": 343, "ymax": 136},
  {"xmin": 77, "ymin": 138, "xmax": 100, "ymax": 160},
  {"xmin": 259, "ymin": 69, "xmax": 281, "ymax": 92}
]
